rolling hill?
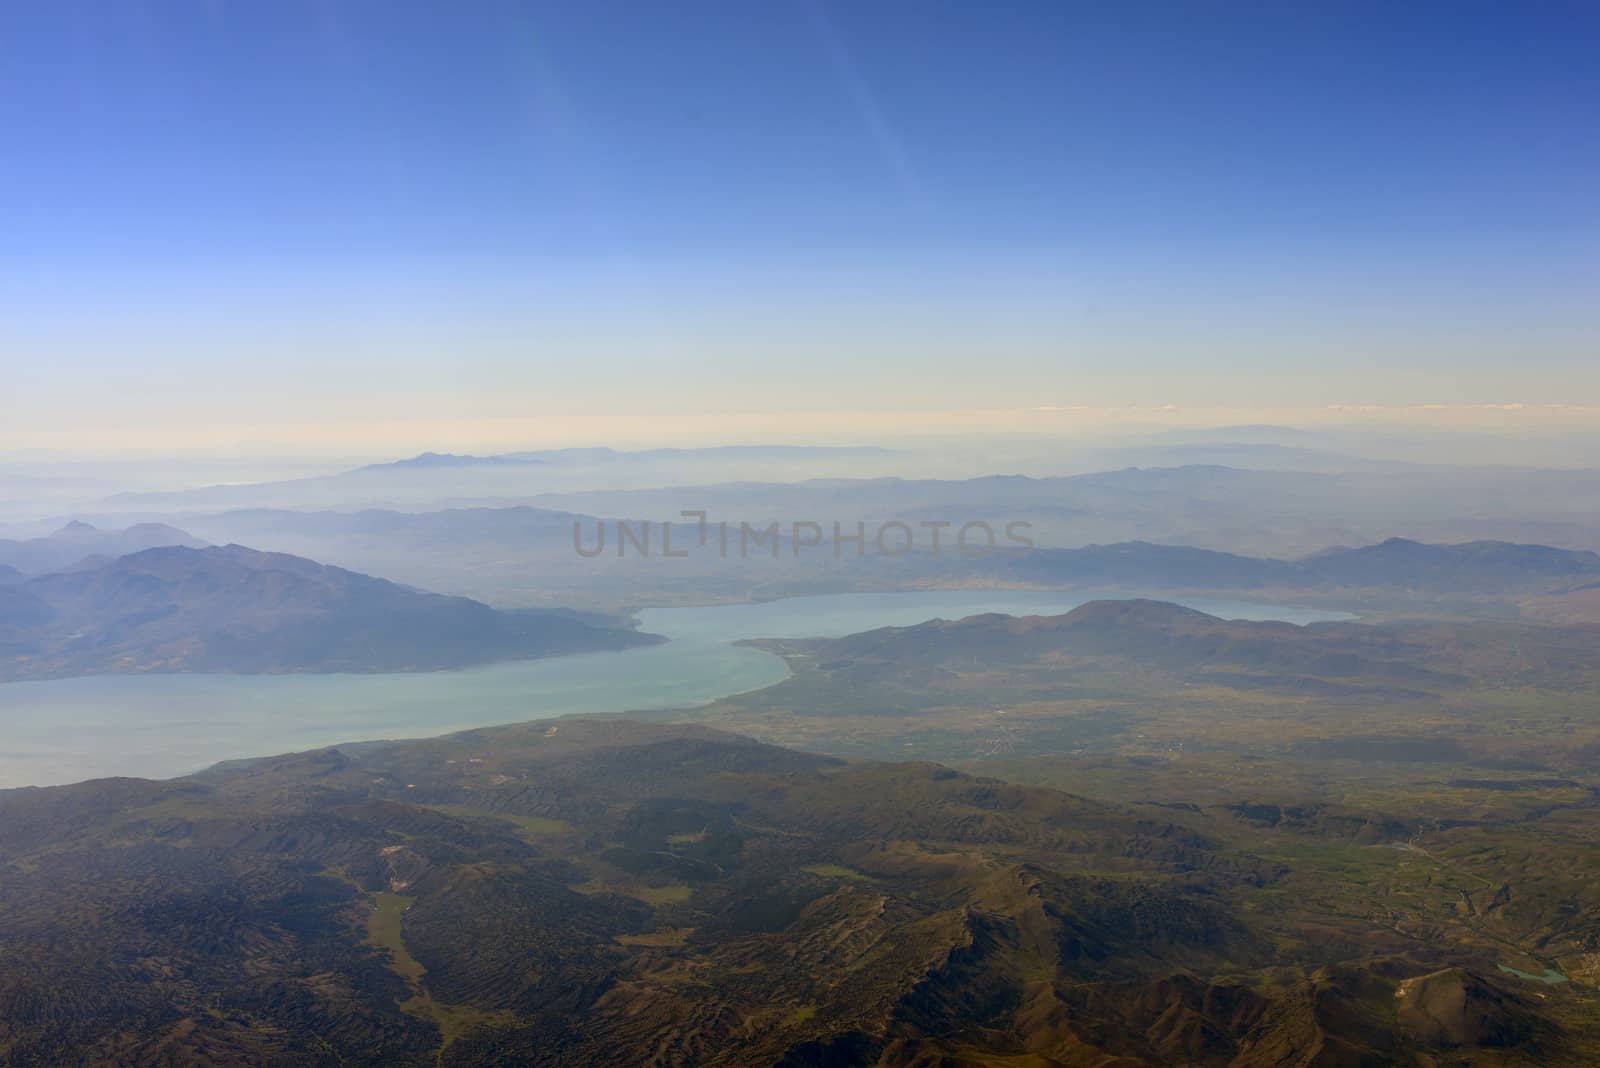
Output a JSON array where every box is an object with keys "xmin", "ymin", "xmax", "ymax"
[{"xmin": 743, "ymin": 598, "xmax": 1600, "ymax": 701}]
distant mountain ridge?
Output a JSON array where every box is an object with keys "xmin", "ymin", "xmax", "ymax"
[
  {"xmin": 95, "ymin": 444, "xmax": 904, "ymax": 513},
  {"xmin": 85, "ymin": 461, "xmax": 1600, "ymax": 564},
  {"xmin": 0, "ymin": 520, "xmax": 204, "ymax": 576},
  {"xmin": 363, "ymin": 444, "xmax": 896, "ymax": 472},
  {"xmin": 380, "ymin": 452, "xmax": 538, "ymax": 469},
  {"xmin": 0, "ymin": 544, "xmax": 658, "ymax": 681},
  {"xmin": 977, "ymin": 536, "xmax": 1600, "ymax": 595},
  {"xmin": 1301, "ymin": 536, "xmax": 1600, "ymax": 590}
]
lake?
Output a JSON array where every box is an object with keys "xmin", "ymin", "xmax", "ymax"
[{"xmin": 0, "ymin": 590, "xmax": 1350, "ymax": 788}]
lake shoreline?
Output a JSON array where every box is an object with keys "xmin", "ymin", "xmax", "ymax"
[{"xmin": 0, "ymin": 590, "xmax": 1352, "ymax": 790}]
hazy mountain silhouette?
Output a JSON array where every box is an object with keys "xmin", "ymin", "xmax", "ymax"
[
  {"xmin": 0, "ymin": 545, "xmax": 657, "ymax": 680},
  {"xmin": 977, "ymin": 537, "xmax": 1600, "ymax": 594},
  {"xmin": 0, "ymin": 520, "xmax": 205, "ymax": 576}
]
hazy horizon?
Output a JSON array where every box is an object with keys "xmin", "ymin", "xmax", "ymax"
[
  {"xmin": 4, "ymin": 404, "xmax": 1600, "ymax": 462},
  {"xmin": 5, "ymin": 4, "xmax": 1599, "ymax": 452}
]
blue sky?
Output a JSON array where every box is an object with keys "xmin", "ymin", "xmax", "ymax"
[{"xmin": 2, "ymin": 2, "xmax": 1597, "ymax": 449}]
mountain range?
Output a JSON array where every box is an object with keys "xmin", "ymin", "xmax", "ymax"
[
  {"xmin": 73, "ymin": 459, "xmax": 1600, "ymax": 560},
  {"xmin": 0, "ymin": 544, "xmax": 657, "ymax": 681},
  {"xmin": 514, "ymin": 465, "xmax": 1600, "ymax": 557},
  {"xmin": 70, "ymin": 497, "xmax": 1600, "ymax": 617}
]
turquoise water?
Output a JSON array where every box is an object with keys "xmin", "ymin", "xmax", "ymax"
[
  {"xmin": 0, "ymin": 590, "xmax": 1349, "ymax": 788},
  {"xmin": 1497, "ymin": 964, "xmax": 1569, "ymax": 985}
]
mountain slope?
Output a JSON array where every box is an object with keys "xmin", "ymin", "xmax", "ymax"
[
  {"xmin": 0, "ymin": 721, "xmax": 1586, "ymax": 1066},
  {"xmin": 783, "ymin": 598, "xmax": 1600, "ymax": 696},
  {"xmin": 0, "ymin": 545, "xmax": 658, "ymax": 680}
]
